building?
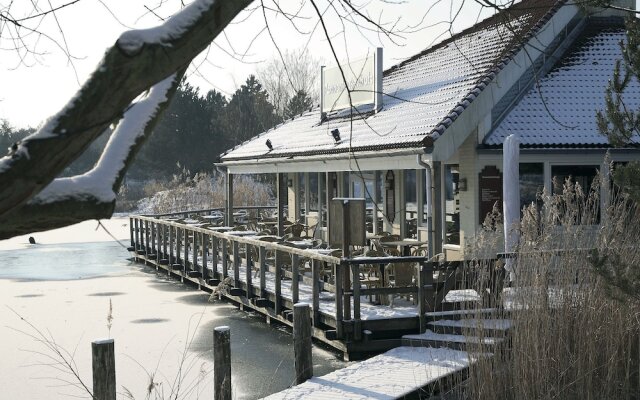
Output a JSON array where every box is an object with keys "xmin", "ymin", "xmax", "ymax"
[{"xmin": 219, "ymin": 0, "xmax": 640, "ymax": 261}]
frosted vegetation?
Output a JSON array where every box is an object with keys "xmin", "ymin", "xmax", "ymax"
[
  {"xmin": 452, "ymin": 171, "xmax": 640, "ymax": 399},
  {"xmin": 118, "ymin": 169, "xmax": 274, "ymax": 215}
]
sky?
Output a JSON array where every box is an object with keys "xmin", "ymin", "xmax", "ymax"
[{"xmin": 0, "ymin": 0, "xmax": 499, "ymax": 129}]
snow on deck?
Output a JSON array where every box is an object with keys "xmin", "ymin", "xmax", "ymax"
[
  {"xmin": 261, "ymin": 346, "xmax": 472, "ymax": 400},
  {"xmin": 404, "ymin": 329, "xmax": 501, "ymax": 345}
]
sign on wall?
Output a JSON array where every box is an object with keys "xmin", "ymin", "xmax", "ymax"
[
  {"xmin": 478, "ymin": 166, "xmax": 503, "ymax": 225},
  {"xmin": 321, "ymin": 49, "xmax": 381, "ymax": 114}
]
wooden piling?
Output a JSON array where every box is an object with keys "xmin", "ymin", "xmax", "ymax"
[
  {"xmin": 92, "ymin": 339, "xmax": 116, "ymax": 400},
  {"xmin": 293, "ymin": 303, "xmax": 313, "ymax": 385},
  {"xmin": 213, "ymin": 326, "xmax": 232, "ymax": 400}
]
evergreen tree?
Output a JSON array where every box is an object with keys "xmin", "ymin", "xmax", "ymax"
[
  {"xmin": 592, "ymin": 13, "xmax": 640, "ymax": 300},
  {"xmin": 283, "ymin": 90, "xmax": 313, "ymax": 120},
  {"xmin": 224, "ymin": 75, "xmax": 281, "ymax": 146}
]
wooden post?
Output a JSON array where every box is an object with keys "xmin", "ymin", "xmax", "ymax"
[
  {"xmin": 183, "ymin": 228, "xmax": 188, "ymax": 274},
  {"xmin": 213, "ymin": 326, "xmax": 232, "ymax": 400},
  {"xmin": 226, "ymin": 172, "xmax": 234, "ymax": 227},
  {"xmin": 202, "ymin": 233, "xmax": 208, "ymax": 279},
  {"xmin": 129, "ymin": 217, "xmax": 134, "ymax": 248},
  {"xmin": 161, "ymin": 224, "xmax": 167, "ymax": 261},
  {"xmin": 275, "ymin": 250, "xmax": 283, "ymax": 314},
  {"xmin": 134, "ymin": 218, "xmax": 140, "ymax": 250},
  {"xmin": 150, "ymin": 222, "xmax": 156, "ymax": 254},
  {"xmin": 144, "ymin": 220, "xmax": 149, "ymax": 253},
  {"xmin": 245, "ymin": 244, "xmax": 253, "ymax": 298},
  {"xmin": 292, "ymin": 254, "xmax": 300, "ymax": 304},
  {"xmin": 341, "ymin": 202, "xmax": 351, "ymax": 321},
  {"xmin": 168, "ymin": 226, "xmax": 174, "ymax": 265},
  {"xmin": 222, "ymin": 238, "xmax": 228, "ymax": 278},
  {"xmin": 192, "ymin": 229, "xmax": 198, "ymax": 273},
  {"xmin": 92, "ymin": 339, "xmax": 116, "ymax": 400},
  {"xmin": 259, "ymin": 246, "xmax": 267, "ymax": 298},
  {"xmin": 176, "ymin": 227, "xmax": 182, "ymax": 264},
  {"xmin": 212, "ymin": 236, "xmax": 219, "ymax": 278},
  {"xmin": 232, "ymin": 241, "xmax": 240, "ymax": 285},
  {"xmin": 311, "ymin": 260, "xmax": 320, "ymax": 327},
  {"xmin": 335, "ymin": 262, "xmax": 344, "ymax": 339},
  {"xmin": 293, "ymin": 303, "xmax": 313, "ymax": 385},
  {"xmin": 277, "ymin": 173, "xmax": 286, "ymax": 236},
  {"xmin": 352, "ymin": 262, "xmax": 362, "ymax": 341},
  {"xmin": 417, "ymin": 261, "xmax": 428, "ymax": 333}
]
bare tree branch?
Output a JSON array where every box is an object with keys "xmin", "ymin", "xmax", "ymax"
[{"xmin": 0, "ymin": 0, "xmax": 252, "ymax": 227}]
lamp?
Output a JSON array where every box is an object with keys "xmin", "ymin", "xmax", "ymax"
[
  {"xmin": 331, "ymin": 128, "xmax": 341, "ymax": 143},
  {"xmin": 266, "ymin": 139, "xmax": 273, "ymax": 151},
  {"xmin": 458, "ymin": 177, "xmax": 468, "ymax": 192}
]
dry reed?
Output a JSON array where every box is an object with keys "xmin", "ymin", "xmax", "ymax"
[{"xmin": 458, "ymin": 173, "xmax": 640, "ymax": 400}]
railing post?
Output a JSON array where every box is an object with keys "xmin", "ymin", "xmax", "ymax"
[
  {"xmin": 134, "ymin": 218, "xmax": 139, "ymax": 250},
  {"xmin": 150, "ymin": 222, "xmax": 156, "ymax": 255},
  {"xmin": 245, "ymin": 244, "xmax": 253, "ymax": 298},
  {"xmin": 144, "ymin": 220, "xmax": 149, "ymax": 253},
  {"xmin": 183, "ymin": 228, "xmax": 189, "ymax": 275},
  {"xmin": 351, "ymin": 262, "xmax": 361, "ymax": 341},
  {"xmin": 213, "ymin": 326, "xmax": 232, "ymax": 400},
  {"xmin": 168, "ymin": 225, "xmax": 174, "ymax": 269},
  {"xmin": 129, "ymin": 217, "xmax": 134, "ymax": 248},
  {"xmin": 176, "ymin": 227, "xmax": 182, "ymax": 264},
  {"xmin": 162, "ymin": 224, "xmax": 168, "ymax": 262},
  {"xmin": 293, "ymin": 303, "xmax": 313, "ymax": 385},
  {"xmin": 202, "ymin": 233, "xmax": 208, "ymax": 279},
  {"xmin": 259, "ymin": 246, "xmax": 267, "ymax": 298},
  {"xmin": 292, "ymin": 254, "xmax": 300, "ymax": 304},
  {"xmin": 232, "ymin": 241, "xmax": 240, "ymax": 285},
  {"xmin": 212, "ymin": 236, "xmax": 219, "ymax": 279},
  {"xmin": 222, "ymin": 238, "xmax": 228, "ymax": 278},
  {"xmin": 311, "ymin": 260, "xmax": 320, "ymax": 327},
  {"xmin": 92, "ymin": 339, "xmax": 116, "ymax": 400},
  {"xmin": 335, "ymin": 262, "xmax": 343, "ymax": 339},
  {"xmin": 417, "ymin": 261, "xmax": 428, "ymax": 333},
  {"xmin": 192, "ymin": 229, "xmax": 198, "ymax": 273},
  {"xmin": 275, "ymin": 250, "xmax": 283, "ymax": 314}
]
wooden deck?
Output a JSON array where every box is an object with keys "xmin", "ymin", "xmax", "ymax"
[{"xmin": 128, "ymin": 214, "xmax": 464, "ymax": 359}]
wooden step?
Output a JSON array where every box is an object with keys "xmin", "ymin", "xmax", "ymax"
[
  {"xmin": 427, "ymin": 318, "xmax": 512, "ymax": 338},
  {"xmin": 402, "ymin": 329, "xmax": 504, "ymax": 352}
]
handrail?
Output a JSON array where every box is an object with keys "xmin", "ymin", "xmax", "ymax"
[
  {"xmin": 129, "ymin": 214, "xmax": 458, "ymax": 340},
  {"xmin": 149, "ymin": 205, "xmax": 277, "ymax": 218}
]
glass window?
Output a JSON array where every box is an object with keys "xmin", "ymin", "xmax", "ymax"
[
  {"xmin": 444, "ymin": 165, "xmax": 460, "ymax": 245},
  {"xmin": 520, "ymin": 163, "xmax": 544, "ymax": 211},
  {"xmin": 404, "ymin": 170, "xmax": 417, "ymax": 238},
  {"xmin": 551, "ymin": 165, "xmax": 600, "ymax": 224}
]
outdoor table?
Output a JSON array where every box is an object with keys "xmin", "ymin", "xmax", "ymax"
[
  {"xmin": 285, "ymin": 239, "xmax": 315, "ymax": 249},
  {"xmin": 201, "ymin": 215, "xmax": 223, "ymax": 221},
  {"xmin": 207, "ymin": 226, "xmax": 235, "ymax": 232},
  {"xmin": 224, "ymin": 230, "xmax": 259, "ymax": 237},
  {"xmin": 380, "ymin": 239, "xmax": 428, "ymax": 256}
]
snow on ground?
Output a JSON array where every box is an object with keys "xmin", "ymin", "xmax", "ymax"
[
  {"xmin": 262, "ymin": 346, "xmax": 471, "ymax": 400},
  {"xmin": 0, "ymin": 217, "xmax": 130, "ymax": 250},
  {"xmin": 404, "ymin": 330, "xmax": 501, "ymax": 345},
  {"xmin": 429, "ymin": 318, "xmax": 512, "ymax": 331}
]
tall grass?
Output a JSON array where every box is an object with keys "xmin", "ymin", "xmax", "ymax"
[
  {"xmin": 461, "ymin": 174, "xmax": 640, "ymax": 399},
  {"xmin": 117, "ymin": 169, "xmax": 274, "ymax": 214}
]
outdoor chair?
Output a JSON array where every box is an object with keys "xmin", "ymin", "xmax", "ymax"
[
  {"xmin": 360, "ymin": 249, "xmax": 386, "ymax": 303},
  {"xmin": 384, "ymin": 261, "xmax": 417, "ymax": 307}
]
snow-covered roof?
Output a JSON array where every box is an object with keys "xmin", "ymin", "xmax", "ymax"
[
  {"xmin": 221, "ymin": 0, "xmax": 564, "ymax": 162},
  {"xmin": 485, "ymin": 23, "xmax": 640, "ymax": 148}
]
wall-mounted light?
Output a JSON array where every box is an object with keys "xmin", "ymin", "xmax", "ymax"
[
  {"xmin": 458, "ymin": 177, "xmax": 468, "ymax": 192},
  {"xmin": 266, "ymin": 139, "xmax": 273, "ymax": 151},
  {"xmin": 331, "ymin": 128, "xmax": 341, "ymax": 144}
]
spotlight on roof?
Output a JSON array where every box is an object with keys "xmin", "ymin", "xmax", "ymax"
[
  {"xmin": 266, "ymin": 139, "xmax": 273, "ymax": 151},
  {"xmin": 331, "ymin": 128, "xmax": 341, "ymax": 144}
]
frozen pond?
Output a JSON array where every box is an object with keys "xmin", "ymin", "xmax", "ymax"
[{"xmin": 0, "ymin": 220, "xmax": 347, "ymax": 399}]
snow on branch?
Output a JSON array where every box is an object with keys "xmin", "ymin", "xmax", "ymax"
[
  {"xmin": 32, "ymin": 73, "xmax": 181, "ymax": 206},
  {"xmin": 0, "ymin": 0, "xmax": 251, "ymax": 222}
]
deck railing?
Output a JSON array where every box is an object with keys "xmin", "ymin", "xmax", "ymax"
[{"xmin": 128, "ymin": 214, "xmax": 455, "ymax": 348}]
